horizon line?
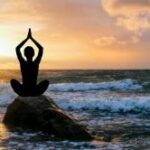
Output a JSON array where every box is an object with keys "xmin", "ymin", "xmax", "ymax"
[{"xmin": 1, "ymin": 68, "xmax": 150, "ymax": 71}]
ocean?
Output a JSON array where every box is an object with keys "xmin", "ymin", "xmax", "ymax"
[{"xmin": 0, "ymin": 70, "xmax": 150, "ymax": 149}]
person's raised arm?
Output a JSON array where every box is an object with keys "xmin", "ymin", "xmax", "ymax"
[
  {"xmin": 16, "ymin": 38, "xmax": 28, "ymax": 62},
  {"xmin": 31, "ymin": 37, "xmax": 43, "ymax": 63}
]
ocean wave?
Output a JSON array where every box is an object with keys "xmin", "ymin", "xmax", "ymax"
[
  {"xmin": 48, "ymin": 79, "xmax": 143, "ymax": 92},
  {"xmin": 0, "ymin": 81, "xmax": 148, "ymax": 114},
  {"xmin": 0, "ymin": 83, "xmax": 16, "ymax": 107},
  {"xmin": 53, "ymin": 93, "xmax": 150, "ymax": 113}
]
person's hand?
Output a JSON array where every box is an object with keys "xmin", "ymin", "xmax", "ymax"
[{"xmin": 27, "ymin": 28, "xmax": 32, "ymax": 39}]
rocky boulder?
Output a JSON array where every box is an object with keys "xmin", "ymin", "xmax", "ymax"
[{"xmin": 3, "ymin": 95, "xmax": 93, "ymax": 141}]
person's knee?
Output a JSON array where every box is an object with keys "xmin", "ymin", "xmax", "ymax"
[
  {"xmin": 43, "ymin": 80, "xmax": 49, "ymax": 84},
  {"xmin": 11, "ymin": 79, "xmax": 19, "ymax": 85},
  {"xmin": 39, "ymin": 80, "xmax": 49, "ymax": 86},
  {"xmin": 10, "ymin": 79, "xmax": 22, "ymax": 90},
  {"xmin": 37, "ymin": 80, "xmax": 49, "ymax": 93},
  {"xmin": 11, "ymin": 79, "xmax": 16, "ymax": 83},
  {"xmin": 43, "ymin": 80, "xmax": 49, "ymax": 89}
]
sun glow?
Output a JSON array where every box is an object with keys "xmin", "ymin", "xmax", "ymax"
[
  {"xmin": 0, "ymin": 37, "xmax": 15, "ymax": 56},
  {"xmin": 0, "ymin": 0, "xmax": 149, "ymax": 69}
]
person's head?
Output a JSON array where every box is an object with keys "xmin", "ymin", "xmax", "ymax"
[{"xmin": 24, "ymin": 46, "xmax": 34, "ymax": 61}]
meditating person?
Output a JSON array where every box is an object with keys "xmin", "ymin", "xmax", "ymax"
[{"xmin": 11, "ymin": 29, "xmax": 49, "ymax": 96}]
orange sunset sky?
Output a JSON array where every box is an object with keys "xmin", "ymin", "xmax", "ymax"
[{"xmin": 0, "ymin": 0, "xmax": 150, "ymax": 69}]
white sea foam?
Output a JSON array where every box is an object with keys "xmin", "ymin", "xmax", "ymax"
[
  {"xmin": 0, "ymin": 80, "xmax": 148, "ymax": 113},
  {"xmin": 0, "ymin": 83, "xmax": 16, "ymax": 107},
  {"xmin": 48, "ymin": 79, "xmax": 142, "ymax": 92},
  {"xmin": 58, "ymin": 96, "xmax": 150, "ymax": 112},
  {"xmin": 48, "ymin": 91, "xmax": 150, "ymax": 113}
]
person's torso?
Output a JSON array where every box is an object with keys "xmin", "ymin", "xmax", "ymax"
[{"xmin": 20, "ymin": 61, "xmax": 39, "ymax": 85}]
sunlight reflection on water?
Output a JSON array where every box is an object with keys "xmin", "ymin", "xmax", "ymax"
[{"xmin": 0, "ymin": 123, "xmax": 9, "ymax": 141}]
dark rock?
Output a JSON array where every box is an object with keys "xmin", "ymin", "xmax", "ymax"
[{"xmin": 3, "ymin": 95, "xmax": 93, "ymax": 141}]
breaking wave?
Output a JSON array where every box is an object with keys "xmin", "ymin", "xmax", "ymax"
[
  {"xmin": 0, "ymin": 80, "xmax": 149, "ymax": 113},
  {"xmin": 54, "ymin": 94, "xmax": 150, "ymax": 113},
  {"xmin": 48, "ymin": 79, "xmax": 143, "ymax": 92}
]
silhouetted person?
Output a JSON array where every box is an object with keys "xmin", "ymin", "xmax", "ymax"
[{"xmin": 11, "ymin": 29, "xmax": 49, "ymax": 96}]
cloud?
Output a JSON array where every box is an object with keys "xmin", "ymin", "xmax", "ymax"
[
  {"xmin": 131, "ymin": 35, "xmax": 141, "ymax": 43},
  {"xmin": 101, "ymin": 0, "xmax": 150, "ymax": 33},
  {"xmin": 94, "ymin": 36, "xmax": 126, "ymax": 47},
  {"xmin": 101, "ymin": 0, "xmax": 150, "ymax": 15},
  {"xmin": 0, "ymin": 0, "xmax": 45, "ymax": 32}
]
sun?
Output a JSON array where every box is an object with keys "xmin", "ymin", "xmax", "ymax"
[
  {"xmin": 0, "ymin": 37, "xmax": 15, "ymax": 56},
  {"xmin": 0, "ymin": 28, "xmax": 17, "ymax": 57}
]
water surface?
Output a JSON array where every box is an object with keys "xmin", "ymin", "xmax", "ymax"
[{"xmin": 0, "ymin": 70, "xmax": 150, "ymax": 149}]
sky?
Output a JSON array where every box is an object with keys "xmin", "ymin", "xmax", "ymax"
[{"xmin": 0, "ymin": 0, "xmax": 150, "ymax": 69}]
